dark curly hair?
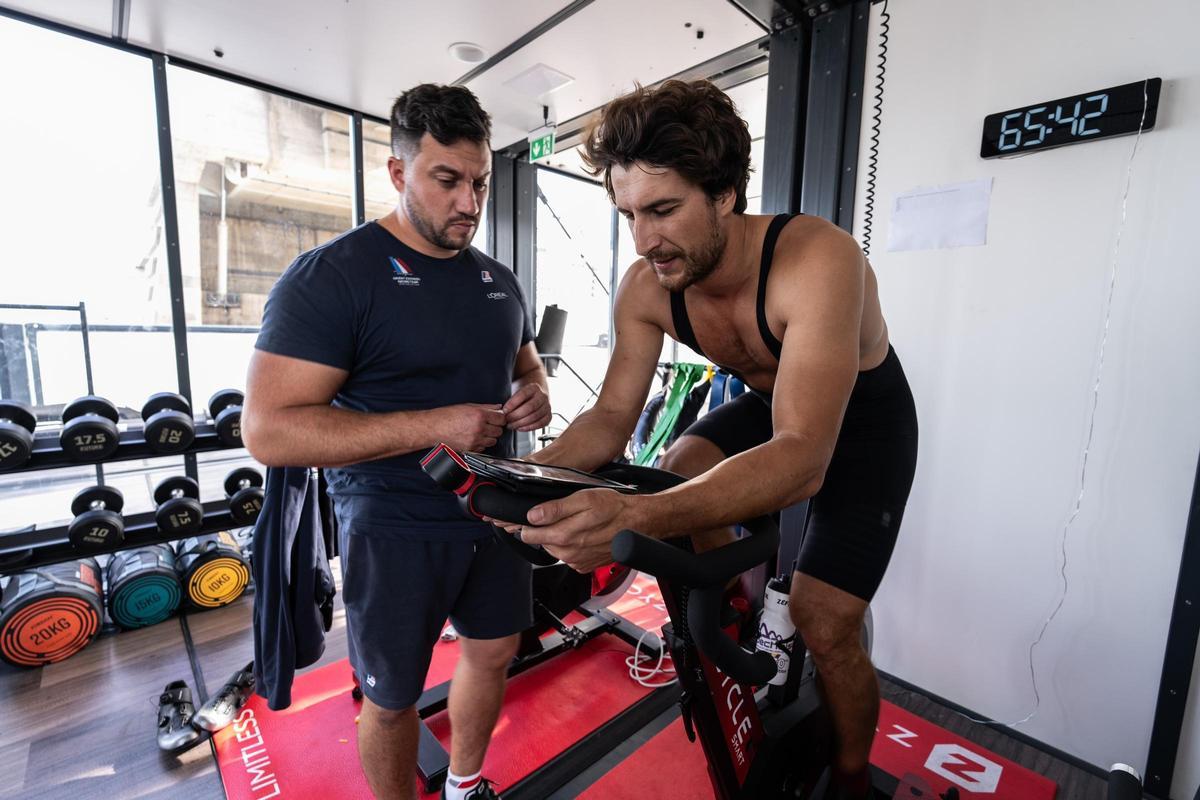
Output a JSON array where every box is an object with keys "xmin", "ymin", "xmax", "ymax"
[
  {"xmin": 390, "ymin": 84, "xmax": 492, "ymax": 159},
  {"xmin": 582, "ymin": 80, "xmax": 752, "ymax": 213}
]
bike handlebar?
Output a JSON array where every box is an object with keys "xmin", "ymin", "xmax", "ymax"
[{"xmin": 422, "ymin": 447, "xmax": 781, "ymax": 685}]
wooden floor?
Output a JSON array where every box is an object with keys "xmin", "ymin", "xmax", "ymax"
[{"xmin": 0, "ymin": 560, "xmax": 1112, "ymax": 800}]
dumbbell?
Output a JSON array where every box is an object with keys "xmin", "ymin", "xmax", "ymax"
[
  {"xmin": 60, "ymin": 396, "xmax": 120, "ymax": 462},
  {"xmin": 224, "ymin": 467, "xmax": 264, "ymax": 526},
  {"xmin": 68, "ymin": 485, "xmax": 125, "ymax": 550},
  {"xmin": 154, "ymin": 476, "xmax": 204, "ymax": 536},
  {"xmin": 0, "ymin": 400, "xmax": 37, "ymax": 471},
  {"xmin": 142, "ymin": 392, "xmax": 195, "ymax": 454},
  {"xmin": 208, "ymin": 390, "xmax": 244, "ymax": 448}
]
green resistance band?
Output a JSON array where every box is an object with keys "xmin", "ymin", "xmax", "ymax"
[{"xmin": 634, "ymin": 362, "xmax": 706, "ymax": 466}]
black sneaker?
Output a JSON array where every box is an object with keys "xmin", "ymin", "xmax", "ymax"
[
  {"xmin": 156, "ymin": 680, "xmax": 207, "ymax": 753},
  {"xmin": 440, "ymin": 776, "xmax": 501, "ymax": 799},
  {"xmin": 193, "ymin": 661, "xmax": 255, "ymax": 732}
]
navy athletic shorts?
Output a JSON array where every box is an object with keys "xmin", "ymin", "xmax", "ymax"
[
  {"xmin": 338, "ymin": 527, "xmax": 533, "ymax": 710},
  {"xmin": 682, "ymin": 345, "xmax": 918, "ymax": 601}
]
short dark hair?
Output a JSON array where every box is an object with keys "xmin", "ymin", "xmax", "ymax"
[
  {"xmin": 390, "ymin": 84, "xmax": 492, "ymax": 159},
  {"xmin": 582, "ymin": 80, "xmax": 752, "ymax": 214}
]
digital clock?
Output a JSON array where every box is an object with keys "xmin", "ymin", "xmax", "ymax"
[{"xmin": 980, "ymin": 78, "xmax": 1161, "ymax": 159}]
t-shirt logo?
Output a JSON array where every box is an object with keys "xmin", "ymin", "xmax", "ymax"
[
  {"xmin": 480, "ymin": 270, "xmax": 494, "ymax": 283},
  {"xmin": 389, "ymin": 256, "xmax": 421, "ymax": 287}
]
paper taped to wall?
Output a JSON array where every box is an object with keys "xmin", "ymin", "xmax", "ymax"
[{"xmin": 887, "ymin": 178, "xmax": 994, "ymax": 252}]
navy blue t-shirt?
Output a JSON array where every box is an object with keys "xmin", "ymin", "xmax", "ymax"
[{"xmin": 255, "ymin": 221, "xmax": 533, "ymax": 540}]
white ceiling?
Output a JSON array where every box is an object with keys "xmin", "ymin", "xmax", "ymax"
[
  {"xmin": 537, "ymin": 73, "xmax": 768, "ymax": 188},
  {"xmin": 460, "ymin": 0, "xmax": 764, "ymax": 146},
  {"xmin": 1, "ymin": 0, "xmax": 111, "ymax": 35},
  {"xmin": 4, "ymin": 0, "xmax": 766, "ymax": 148}
]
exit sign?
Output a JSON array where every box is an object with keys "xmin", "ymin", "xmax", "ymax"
[{"xmin": 529, "ymin": 132, "xmax": 555, "ymax": 161}]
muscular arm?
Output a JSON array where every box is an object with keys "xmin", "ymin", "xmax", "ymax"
[
  {"xmin": 241, "ymin": 350, "xmax": 504, "ymax": 468},
  {"xmin": 533, "ymin": 264, "xmax": 665, "ymax": 469}
]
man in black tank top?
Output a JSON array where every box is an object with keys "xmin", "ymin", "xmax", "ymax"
[{"xmin": 522, "ymin": 80, "xmax": 917, "ymax": 798}]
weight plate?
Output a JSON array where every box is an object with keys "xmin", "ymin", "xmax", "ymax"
[
  {"xmin": 155, "ymin": 497, "xmax": 204, "ymax": 536},
  {"xmin": 223, "ymin": 467, "xmax": 263, "ymax": 498},
  {"xmin": 68, "ymin": 509, "xmax": 125, "ymax": 550},
  {"xmin": 0, "ymin": 400, "xmax": 37, "ymax": 433},
  {"xmin": 153, "ymin": 475, "xmax": 200, "ymax": 506},
  {"xmin": 208, "ymin": 389, "xmax": 244, "ymax": 418},
  {"xmin": 62, "ymin": 396, "xmax": 119, "ymax": 424},
  {"xmin": 70, "ymin": 485, "xmax": 124, "ymax": 518},
  {"xmin": 60, "ymin": 416, "xmax": 119, "ymax": 461},
  {"xmin": 0, "ymin": 421, "xmax": 34, "ymax": 471},
  {"xmin": 214, "ymin": 406, "xmax": 242, "ymax": 447},
  {"xmin": 229, "ymin": 487, "xmax": 264, "ymax": 526},
  {"xmin": 141, "ymin": 392, "xmax": 190, "ymax": 420},
  {"xmin": 144, "ymin": 410, "xmax": 195, "ymax": 454}
]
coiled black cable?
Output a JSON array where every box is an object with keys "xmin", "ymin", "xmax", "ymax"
[{"xmin": 860, "ymin": 0, "xmax": 889, "ymax": 257}]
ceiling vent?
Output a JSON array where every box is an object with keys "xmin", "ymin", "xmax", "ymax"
[{"xmin": 503, "ymin": 63, "xmax": 575, "ymax": 98}]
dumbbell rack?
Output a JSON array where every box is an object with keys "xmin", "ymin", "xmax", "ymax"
[
  {"xmin": 0, "ymin": 501, "xmax": 244, "ymax": 574},
  {"xmin": 1, "ymin": 419, "xmax": 253, "ymax": 576},
  {"xmin": 19, "ymin": 420, "xmax": 233, "ymax": 471}
]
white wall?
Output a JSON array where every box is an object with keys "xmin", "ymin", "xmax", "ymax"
[{"xmin": 852, "ymin": 1, "xmax": 1200, "ymax": 796}]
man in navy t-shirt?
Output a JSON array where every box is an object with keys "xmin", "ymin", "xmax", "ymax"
[{"xmin": 243, "ymin": 84, "xmax": 549, "ymax": 800}]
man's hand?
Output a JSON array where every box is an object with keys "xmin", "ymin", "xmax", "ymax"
[
  {"xmin": 434, "ymin": 404, "xmax": 507, "ymax": 451},
  {"xmin": 503, "ymin": 384, "xmax": 551, "ymax": 432},
  {"xmin": 518, "ymin": 488, "xmax": 644, "ymax": 573}
]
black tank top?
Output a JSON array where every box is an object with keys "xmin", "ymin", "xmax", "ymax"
[{"xmin": 669, "ymin": 214, "xmax": 794, "ymax": 381}]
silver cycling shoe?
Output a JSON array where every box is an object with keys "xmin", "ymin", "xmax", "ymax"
[
  {"xmin": 156, "ymin": 680, "xmax": 206, "ymax": 753},
  {"xmin": 192, "ymin": 661, "xmax": 255, "ymax": 732}
]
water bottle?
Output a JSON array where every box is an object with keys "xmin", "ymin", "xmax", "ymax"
[{"xmin": 755, "ymin": 576, "xmax": 795, "ymax": 686}]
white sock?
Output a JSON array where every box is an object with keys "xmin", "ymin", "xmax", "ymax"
[{"xmin": 443, "ymin": 770, "xmax": 483, "ymax": 800}]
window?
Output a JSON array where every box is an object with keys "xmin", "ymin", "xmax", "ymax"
[
  {"xmin": 167, "ymin": 67, "xmax": 358, "ymax": 493},
  {"xmin": 724, "ymin": 75, "xmax": 768, "ymax": 215},
  {"xmin": 363, "ymin": 118, "xmax": 395, "ymax": 222},
  {"xmin": 0, "ymin": 17, "xmax": 176, "ymax": 527},
  {"xmin": 534, "ymin": 169, "xmax": 616, "ymax": 429}
]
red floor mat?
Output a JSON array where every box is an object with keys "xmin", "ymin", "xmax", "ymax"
[
  {"xmin": 603, "ymin": 574, "xmax": 672, "ymax": 635},
  {"xmin": 577, "ymin": 701, "xmax": 1058, "ymax": 800},
  {"xmin": 215, "ymin": 575, "xmax": 673, "ymax": 798},
  {"xmin": 215, "ymin": 626, "xmax": 661, "ymax": 798},
  {"xmin": 579, "ymin": 717, "xmax": 714, "ymax": 800},
  {"xmin": 872, "ymin": 701, "xmax": 1057, "ymax": 799}
]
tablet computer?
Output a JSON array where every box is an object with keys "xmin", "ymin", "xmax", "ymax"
[{"xmin": 462, "ymin": 452, "xmax": 637, "ymax": 493}]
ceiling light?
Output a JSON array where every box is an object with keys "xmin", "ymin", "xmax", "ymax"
[{"xmin": 448, "ymin": 42, "xmax": 488, "ymax": 64}]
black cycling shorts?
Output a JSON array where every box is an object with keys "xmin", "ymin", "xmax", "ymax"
[{"xmin": 682, "ymin": 345, "xmax": 918, "ymax": 601}]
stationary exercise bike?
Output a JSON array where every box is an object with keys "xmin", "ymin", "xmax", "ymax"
[
  {"xmin": 424, "ymin": 445, "xmax": 1151, "ymax": 800},
  {"xmin": 422, "ymin": 444, "xmax": 856, "ymax": 799}
]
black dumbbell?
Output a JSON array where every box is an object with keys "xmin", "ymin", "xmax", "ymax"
[
  {"xmin": 61, "ymin": 395, "xmax": 120, "ymax": 462},
  {"xmin": 209, "ymin": 390, "xmax": 244, "ymax": 448},
  {"xmin": 0, "ymin": 400, "xmax": 37, "ymax": 471},
  {"xmin": 224, "ymin": 467, "xmax": 264, "ymax": 526},
  {"xmin": 154, "ymin": 476, "xmax": 204, "ymax": 536},
  {"xmin": 142, "ymin": 393, "xmax": 195, "ymax": 454},
  {"xmin": 68, "ymin": 485, "xmax": 125, "ymax": 550}
]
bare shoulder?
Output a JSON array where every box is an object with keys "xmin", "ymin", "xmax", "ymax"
[
  {"xmin": 615, "ymin": 257, "xmax": 671, "ymax": 328},
  {"xmin": 765, "ymin": 215, "xmax": 866, "ymax": 329},
  {"xmin": 775, "ymin": 214, "xmax": 865, "ymax": 274}
]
